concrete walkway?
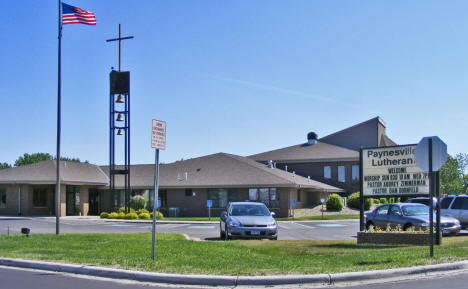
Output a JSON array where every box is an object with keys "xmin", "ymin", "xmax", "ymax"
[{"xmin": 0, "ymin": 257, "xmax": 467, "ymax": 286}]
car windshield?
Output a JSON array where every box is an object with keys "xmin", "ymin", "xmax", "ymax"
[
  {"xmin": 230, "ymin": 204, "xmax": 270, "ymax": 216},
  {"xmin": 401, "ymin": 205, "xmax": 428, "ymax": 216}
]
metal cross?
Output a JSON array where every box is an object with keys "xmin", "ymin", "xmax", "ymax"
[{"xmin": 106, "ymin": 24, "xmax": 134, "ymax": 71}]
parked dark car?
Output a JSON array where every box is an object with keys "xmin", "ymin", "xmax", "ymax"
[
  {"xmin": 441, "ymin": 195, "xmax": 468, "ymax": 229},
  {"xmin": 220, "ymin": 202, "xmax": 278, "ymax": 240},
  {"xmin": 365, "ymin": 203, "xmax": 461, "ymax": 235},
  {"xmin": 405, "ymin": 197, "xmax": 436, "ymax": 207}
]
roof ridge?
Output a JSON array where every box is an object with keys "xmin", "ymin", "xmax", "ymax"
[
  {"xmin": 319, "ymin": 116, "xmax": 381, "ymax": 141},
  {"xmin": 222, "ymin": 153, "xmax": 300, "ymax": 185}
]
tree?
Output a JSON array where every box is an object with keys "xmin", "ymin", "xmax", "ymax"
[
  {"xmin": 455, "ymin": 153, "xmax": 468, "ymax": 193},
  {"xmin": 14, "ymin": 153, "xmax": 82, "ymax": 167},
  {"xmin": 440, "ymin": 155, "xmax": 464, "ymax": 195},
  {"xmin": 14, "ymin": 153, "xmax": 53, "ymax": 166},
  {"xmin": 0, "ymin": 162, "xmax": 11, "ymax": 170},
  {"xmin": 59, "ymin": 157, "xmax": 81, "ymax": 162}
]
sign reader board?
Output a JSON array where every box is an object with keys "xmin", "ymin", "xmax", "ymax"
[
  {"xmin": 362, "ymin": 145, "xmax": 429, "ymax": 196},
  {"xmin": 151, "ymin": 119, "xmax": 166, "ymax": 150}
]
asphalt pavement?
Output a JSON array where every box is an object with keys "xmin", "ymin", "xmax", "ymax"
[
  {"xmin": 1, "ymin": 264, "xmax": 468, "ymax": 289},
  {"xmin": 0, "ymin": 216, "xmax": 360, "ymax": 241}
]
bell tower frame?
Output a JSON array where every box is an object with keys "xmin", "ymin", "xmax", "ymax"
[{"xmin": 106, "ymin": 24, "xmax": 134, "ymax": 213}]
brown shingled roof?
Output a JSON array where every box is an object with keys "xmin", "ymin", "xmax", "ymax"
[
  {"xmin": 248, "ymin": 141, "xmax": 359, "ymax": 163},
  {"xmin": 0, "ymin": 160, "xmax": 109, "ymax": 185},
  {"xmin": 102, "ymin": 153, "xmax": 343, "ymax": 192}
]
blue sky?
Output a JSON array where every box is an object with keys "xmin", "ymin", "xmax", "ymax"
[{"xmin": 1, "ymin": 1, "xmax": 467, "ymax": 166}]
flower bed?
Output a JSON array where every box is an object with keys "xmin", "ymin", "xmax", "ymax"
[{"xmin": 357, "ymin": 231, "xmax": 441, "ymax": 246}]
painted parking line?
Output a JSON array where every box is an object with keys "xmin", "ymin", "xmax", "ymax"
[
  {"xmin": 188, "ymin": 225, "xmax": 215, "ymax": 229},
  {"xmin": 317, "ymin": 223, "xmax": 347, "ymax": 228},
  {"xmin": 292, "ymin": 222, "xmax": 315, "ymax": 229}
]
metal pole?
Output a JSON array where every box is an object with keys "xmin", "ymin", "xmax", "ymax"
[
  {"xmin": 359, "ymin": 148, "xmax": 364, "ymax": 231},
  {"xmin": 56, "ymin": 0, "xmax": 62, "ymax": 235},
  {"xmin": 429, "ymin": 138, "xmax": 434, "ymax": 257},
  {"xmin": 152, "ymin": 149, "xmax": 160, "ymax": 260},
  {"xmin": 118, "ymin": 24, "xmax": 121, "ymax": 71},
  {"xmin": 436, "ymin": 171, "xmax": 441, "ymax": 245},
  {"xmin": 321, "ymin": 203, "xmax": 324, "ymax": 220}
]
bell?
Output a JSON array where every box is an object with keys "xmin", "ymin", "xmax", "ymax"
[
  {"xmin": 116, "ymin": 95, "xmax": 124, "ymax": 103},
  {"xmin": 117, "ymin": 129, "xmax": 123, "ymax": 135},
  {"xmin": 116, "ymin": 113, "xmax": 124, "ymax": 121}
]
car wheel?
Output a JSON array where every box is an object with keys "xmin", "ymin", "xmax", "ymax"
[
  {"xmin": 220, "ymin": 223, "xmax": 225, "ymax": 239},
  {"xmin": 272, "ymin": 236, "xmax": 278, "ymax": 240},
  {"xmin": 403, "ymin": 224, "xmax": 414, "ymax": 231},
  {"xmin": 366, "ymin": 222, "xmax": 375, "ymax": 231},
  {"xmin": 225, "ymin": 225, "xmax": 230, "ymax": 240}
]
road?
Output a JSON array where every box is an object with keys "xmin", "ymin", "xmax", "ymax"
[
  {"xmin": 0, "ymin": 217, "xmax": 360, "ymax": 240},
  {"xmin": 1, "ymin": 265, "xmax": 468, "ymax": 289}
]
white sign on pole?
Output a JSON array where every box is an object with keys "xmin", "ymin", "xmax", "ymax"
[
  {"xmin": 414, "ymin": 136, "xmax": 447, "ymax": 172},
  {"xmin": 362, "ymin": 145, "xmax": 429, "ymax": 196},
  {"xmin": 151, "ymin": 119, "xmax": 166, "ymax": 150}
]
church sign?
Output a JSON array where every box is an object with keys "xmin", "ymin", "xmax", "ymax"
[{"xmin": 361, "ymin": 145, "xmax": 429, "ymax": 196}]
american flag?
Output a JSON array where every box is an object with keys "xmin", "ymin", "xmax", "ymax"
[{"xmin": 62, "ymin": 3, "xmax": 96, "ymax": 25}]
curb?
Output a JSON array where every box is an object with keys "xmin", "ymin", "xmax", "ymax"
[{"xmin": 0, "ymin": 257, "xmax": 467, "ymax": 286}]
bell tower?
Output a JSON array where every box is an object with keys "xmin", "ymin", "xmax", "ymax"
[{"xmin": 106, "ymin": 24, "xmax": 134, "ymax": 212}]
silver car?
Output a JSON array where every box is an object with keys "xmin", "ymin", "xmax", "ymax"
[
  {"xmin": 365, "ymin": 203, "xmax": 461, "ymax": 235},
  {"xmin": 441, "ymin": 195, "xmax": 468, "ymax": 229},
  {"xmin": 220, "ymin": 202, "xmax": 278, "ymax": 240}
]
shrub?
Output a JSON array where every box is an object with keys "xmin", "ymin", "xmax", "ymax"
[
  {"xmin": 379, "ymin": 198, "xmax": 388, "ymax": 204},
  {"xmin": 347, "ymin": 192, "xmax": 372, "ymax": 211},
  {"xmin": 108, "ymin": 212, "xmax": 119, "ymax": 219},
  {"xmin": 125, "ymin": 212, "xmax": 138, "ymax": 219},
  {"xmin": 138, "ymin": 212, "xmax": 150, "ymax": 219},
  {"xmin": 137, "ymin": 208, "xmax": 149, "ymax": 215},
  {"xmin": 130, "ymin": 195, "xmax": 147, "ymax": 210},
  {"xmin": 118, "ymin": 207, "xmax": 135, "ymax": 214},
  {"xmin": 117, "ymin": 212, "xmax": 126, "ymax": 219},
  {"xmin": 373, "ymin": 198, "xmax": 380, "ymax": 205},
  {"xmin": 326, "ymin": 194, "xmax": 343, "ymax": 211},
  {"xmin": 396, "ymin": 197, "xmax": 401, "ymax": 203},
  {"xmin": 100, "ymin": 212, "xmax": 109, "ymax": 219},
  {"xmin": 150, "ymin": 211, "xmax": 164, "ymax": 220},
  {"xmin": 389, "ymin": 197, "xmax": 395, "ymax": 203}
]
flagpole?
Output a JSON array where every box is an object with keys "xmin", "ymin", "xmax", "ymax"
[{"xmin": 56, "ymin": 0, "xmax": 62, "ymax": 235}]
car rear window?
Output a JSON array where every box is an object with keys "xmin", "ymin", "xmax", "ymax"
[
  {"xmin": 451, "ymin": 197, "xmax": 468, "ymax": 210},
  {"xmin": 441, "ymin": 197, "xmax": 454, "ymax": 209},
  {"xmin": 402, "ymin": 205, "xmax": 428, "ymax": 216}
]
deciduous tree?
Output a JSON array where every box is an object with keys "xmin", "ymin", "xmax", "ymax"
[
  {"xmin": 0, "ymin": 162, "xmax": 11, "ymax": 170},
  {"xmin": 440, "ymin": 155, "xmax": 464, "ymax": 194}
]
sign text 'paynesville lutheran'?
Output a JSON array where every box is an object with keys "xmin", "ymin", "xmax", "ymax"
[{"xmin": 362, "ymin": 145, "xmax": 429, "ymax": 196}]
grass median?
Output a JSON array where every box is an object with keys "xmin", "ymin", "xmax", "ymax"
[{"xmin": 0, "ymin": 233, "xmax": 467, "ymax": 275}]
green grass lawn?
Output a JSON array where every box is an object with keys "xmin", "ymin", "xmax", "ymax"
[{"xmin": 0, "ymin": 233, "xmax": 467, "ymax": 275}]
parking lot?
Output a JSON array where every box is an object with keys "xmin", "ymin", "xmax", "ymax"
[
  {"xmin": 2, "ymin": 217, "xmax": 466, "ymax": 241},
  {"xmin": 0, "ymin": 217, "xmax": 360, "ymax": 241}
]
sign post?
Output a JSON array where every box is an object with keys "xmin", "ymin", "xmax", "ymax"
[
  {"xmin": 291, "ymin": 199, "xmax": 296, "ymax": 219},
  {"xmin": 415, "ymin": 136, "xmax": 447, "ymax": 257},
  {"xmin": 320, "ymin": 197, "xmax": 325, "ymax": 220},
  {"xmin": 207, "ymin": 200, "xmax": 212, "ymax": 221},
  {"xmin": 151, "ymin": 119, "xmax": 166, "ymax": 261}
]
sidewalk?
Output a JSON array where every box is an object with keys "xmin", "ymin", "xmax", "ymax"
[{"xmin": 0, "ymin": 257, "xmax": 467, "ymax": 286}]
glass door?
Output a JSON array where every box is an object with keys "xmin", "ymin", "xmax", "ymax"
[
  {"xmin": 66, "ymin": 186, "xmax": 80, "ymax": 216},
  {"xmin": 88, "ymin": 189, "xmax": 100, "ymax": 215}
]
